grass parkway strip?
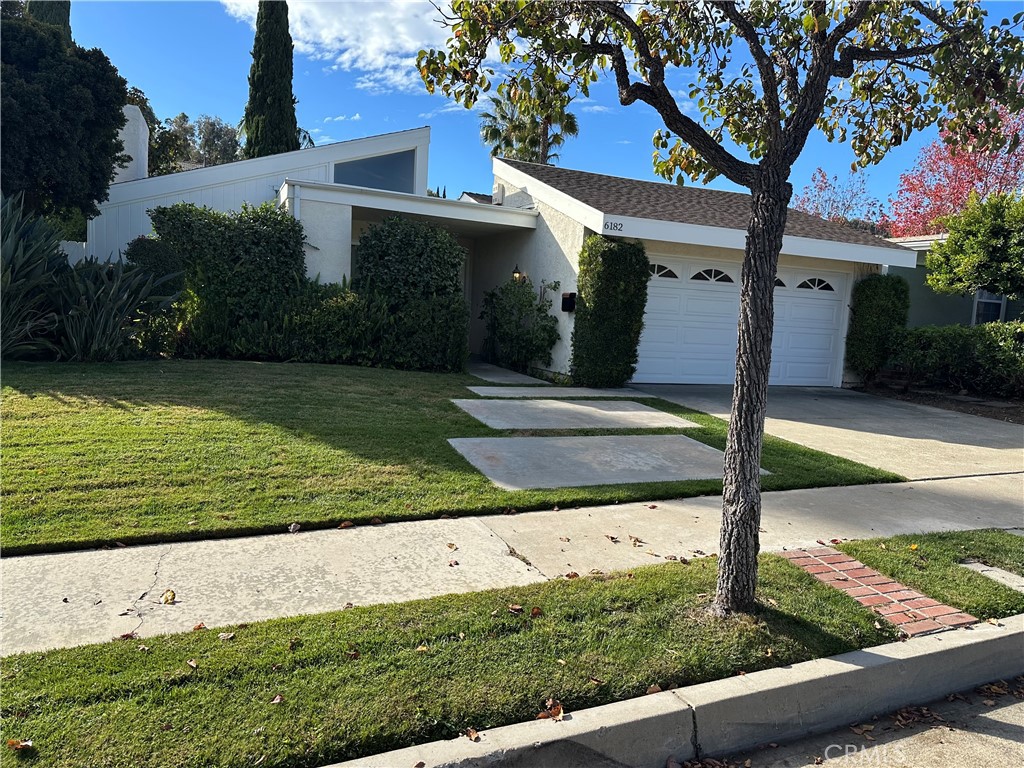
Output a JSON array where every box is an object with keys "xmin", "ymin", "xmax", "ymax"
[{"xmin": 0, "ymin": 360, "xmax": 902, "ymax": 554}]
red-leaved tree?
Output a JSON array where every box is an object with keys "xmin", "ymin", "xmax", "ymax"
[
  {"xmin": 889, "ymin": 108, "xmax": 1024, "ymax": 237},
  {"xmin": 793, "ymin": 168, "xmax": 888, "ymax": 235}
]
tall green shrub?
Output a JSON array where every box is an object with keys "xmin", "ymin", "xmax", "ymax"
[
  {"xmin": 571, "ymin": 236, "xmax": 649, "ymax": 387},
  {"xmin": 242, "ymin": 0, "xmax": 299, "ymax": 159},
  {"xmin": 845, "ymin": 273, "xmax": 910, "ymax": 383},
  {"xmin": 479, "ymin": 277, "xmax": 560, "ymax": 372},
  {"xmin": 149, "ymin": 202, "xmax": 307, "ymax": 357}
]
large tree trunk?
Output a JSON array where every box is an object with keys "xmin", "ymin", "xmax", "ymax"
[{"xmin": 712, "ymin": 168, "xmax": 792, "ymax": 615}]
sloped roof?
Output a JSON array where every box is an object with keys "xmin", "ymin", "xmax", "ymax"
[
  {"xmin": 500, "ymin": 159, "xmax": 907, "ymax": 252},
  {"xmin": 459, "ymin": 191, "xmax": 493, "ymax": 204}
]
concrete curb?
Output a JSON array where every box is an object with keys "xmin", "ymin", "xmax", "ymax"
[{"xmin": 329, "ymin": 614, "xmax": 1024, "ymax": 768}]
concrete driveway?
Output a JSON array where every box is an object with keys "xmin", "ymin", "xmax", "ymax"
[{"xmin": 637, "ymin": 385, "xmax": 1023, "ymax": 480}]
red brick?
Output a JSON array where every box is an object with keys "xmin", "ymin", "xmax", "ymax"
[
  {"xmin": 904, "ymin": 598, "xmax": 941, "ymax": 609},
  {"xmin": 874, "ymin": 603, "xmax": 911, "ymax": 616},
  {"xmin": 789, "ymin": 557, "xmax": 819, "ymax": 568},
  {"xmin": 818, "ymin": 554, "xmax": 855, "ymax": 564},
  {"xmin": 917, "ymin": 605, "xmax": 959, "ymax": 618},
  {"xmin": 815, "ymin": 571, "xmax": 850, "ymax": 583},
  {"xmin": 936, "ymin": 613, "xmax": 977, "ymax": 627},
  {"xmin": 901, "ymin": 619, "xmax": 945, "ymax": 635},
  {"xmin": 871, "ymin": 582, "xmax": 905, "ymax": 594},
  {"xmin": 779, "ymin": 550, "xmax": 808, "ymax": 559},
  {"xmin": 887, "ymin": 590, "xmax": 924, "ymax": 601},
  {"xmin": 859, "ymin": 595, "xmax": 895, "ymax": 606},
  {"xmin": 804, "ymin": 564, "xmax": 834, "ymax": 574},
  {"xmin": 847, "ymin": 586, "xmax": 878, "ymax": 597},
  {"xmin": 834, "ymin": 561, "xmax": 864, "ymax": 572},
  {"xmin": 845, "ymin": 567, "xmax": 881, "ymax": 579},
  {"xmin": 806, "ymin": 547, "xmax": 840, "ymax": 557},
  {"xmin": 886, "ymin": 612, "xmax": 919, "ymax": 625},
  {"xmin": 858, "ymin": 575, "xmax": 892, "ymax": 586}
]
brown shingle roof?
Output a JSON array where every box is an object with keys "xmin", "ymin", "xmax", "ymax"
[{"xmin": 500, "ymin": 159, "xmax": 908, "ymax": 252}]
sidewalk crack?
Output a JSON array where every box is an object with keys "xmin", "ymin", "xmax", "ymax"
[{"xmin": 125, "ymin": 546, "xmax": 173, "ymax": 635}]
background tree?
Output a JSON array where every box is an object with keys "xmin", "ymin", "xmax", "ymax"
[
  {"xmin": 1, "ymin": 1, "xmax": 25, "ymax": 20},
  {"xmin": 926, "ymin": 192, "xmax": 1024, "ymax": 300},
  {"xmin": 1, "ymin": 16, "xmax": 127, "ymax": 219},
  {"xmin": 479, "ymin": 80, "xmax": 578, "ymax": 164},
  {"xmin": 242, "ymin": 0, "xmax": 299, "ymax": 158},
  {"xmin": 421, "ymin": 1, "xmax": 1024, "ymax": 614},
  {"xmin": 24, "ymin": 0, "xmax": 70, "ymax": 41},
  {"xmin": 889, "ymin": 108, "xmax": 1024, "ymax": 237},
  {"xmin": 195, "ymin": 115, "xmax": 241, "ymax": 166},
  {"xmin": 792, "ymin": 168, "xmax": 888, "ymax": 235}
]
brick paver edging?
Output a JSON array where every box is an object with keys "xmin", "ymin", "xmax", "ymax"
[{"xmin": 781, "ymin": 547, "xmax": 977, "ymax": 636}]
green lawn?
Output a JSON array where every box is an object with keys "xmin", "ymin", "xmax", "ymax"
[
  {"xmin": 0, "ymin": 360, "xmax": 902, "ymax": 554},
  {"xmin": 839, "ymin": 529, "xmax": 1024, "ymax": 620},
  {"xmin": 0, "ymin": 556, "xmax": 893, "ymax": 768}
]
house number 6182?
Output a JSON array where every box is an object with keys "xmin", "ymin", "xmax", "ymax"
[{"xmin": 603, "ymin": 221, "xmax": 624, "ymax": 232}]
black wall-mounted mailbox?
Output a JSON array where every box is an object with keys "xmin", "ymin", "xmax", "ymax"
[{"xmin": 561, "ymin": 292, "xmax": 577, "ymax": 313}]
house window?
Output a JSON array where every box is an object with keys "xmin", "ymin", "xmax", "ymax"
[
  {"xmin": 797, "ymin": 278, "xmax": 834, "ymax": 291},
  {"xmin": 649, "ymin": 263, "xmax": 679, "ymax": 278},
  {"xmin": 774, "ymin": 278, "xmax": 786, "ymax": 287},
  {"xmin": 691, "ymin": 268, "xmax": 734, "ymax": 283},
  {"xmin": 333, "ymin": 149, "xmax": 416, "ymax": 194},
  {"xmin": 973, "ymin": 290, "xmax": 1006, "ymax": 325}
]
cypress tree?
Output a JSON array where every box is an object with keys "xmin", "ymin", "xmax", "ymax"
[
  {"xmin": 25, "ymin": 0, "xmax": 71, "ymax": 42},
  {"xmin": 242, "ymin": 0, "xmax": 299, "ymax": 158}
]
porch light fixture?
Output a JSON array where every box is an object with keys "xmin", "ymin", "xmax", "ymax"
[{"xmin": 512, "ymin": 264, "xmax": 523, "ymax": 282}]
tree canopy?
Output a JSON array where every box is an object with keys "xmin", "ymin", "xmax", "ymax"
[
  {"xmin": 1, "ymin": 16, "xmax": 127, "ymax": 219},
  {"xmin": 25, "ymin": 0, "xmax": 70, "ymax": 41},
  {"xmin": 926, "ymin": 192, "xmax": 1024, "ymax": 300},
  {"xmin": 242, "ymin": 0, "xmax": 299, "ymax": 159},
  {"xmin": 420, "ymin": 1, "xmax": 1024, "ymax": 615},
  {"xmin": 792, "ymin": 167, "xmax": 887, "ymax": 234}
]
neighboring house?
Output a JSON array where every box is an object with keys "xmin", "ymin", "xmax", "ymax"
[
  {"xmin": 886, "ymin": 235, "xmax": 1024, "ymax": 327},
  {"xmin": 84, "ymin": 122, "xmax": 918, "ymax": 387},
  {"xmin": 458, "ymin": 191, "xmax": 493, "ymax": 204}
]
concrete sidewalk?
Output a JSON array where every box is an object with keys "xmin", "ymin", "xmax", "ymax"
[{"xmin": 2, "ymin": 472, "xmax": 1021, "ymax": 655}]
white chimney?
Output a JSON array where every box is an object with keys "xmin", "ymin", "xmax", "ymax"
[{"xmin": 114, "ymin": 104, "xmax": 149, "ymax": 183}]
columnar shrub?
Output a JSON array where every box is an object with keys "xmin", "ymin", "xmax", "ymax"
[
  {"xmin": 845, "ymin": 273, "xmax": 910, "ymax": 383},
  {"xmin": 571, "ymin": 236, "xmax": 649, "ymax": 387},
  {"xmin": 149, "ymin": 202, "xmax": 306, "ymax": 357},
  {"xmin": 479, "ymin": 277, "xmax": 560, "ymax": 372}
]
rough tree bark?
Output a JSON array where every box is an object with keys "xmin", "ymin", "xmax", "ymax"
[{"xmin": 713, "ymin": 167, "xmax": 792, "ymax": 615}]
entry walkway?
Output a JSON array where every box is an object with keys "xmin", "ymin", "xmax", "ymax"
[{"xmin": 2, "ymin": 473, "xmax": 1021, "ymax": 656}]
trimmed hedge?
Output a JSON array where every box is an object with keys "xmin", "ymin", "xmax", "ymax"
[
  {"xmin": 479, "ymin": 277, "xmax": 560, "ymax": 373},
  {"xmin": 845, "ymin": 273, "xmax": 910, "ymax": 383},
  {"xmin": 124, "ymin": 235, "xmax": 184, "ymax": 292},
  {"xmin": 571, "ymin": 236, "xmax": 649, "ymax": 387},
  {"xmin": 892, "ymin": 321, "xmax": 1024, "ymax": 399}
]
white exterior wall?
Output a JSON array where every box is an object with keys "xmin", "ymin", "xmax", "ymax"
[
  {"xmin": 473, "ymin": 177, "xmax": 587, "ymax": 374},
  {"xmin": 86, "ymin": 128, "xmax": 430, "ymax": 260},
  {"xmin": 114, "ymin": 105, "xmax": 149, "ymax": 184},
  {"xmin": 291, "ymin": 198, "xmax": 353, "ymax": 283}
]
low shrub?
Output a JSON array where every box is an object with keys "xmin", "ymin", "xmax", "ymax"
[
  {"xmin": 571, "ymin": 236, "xmax": 649, "ymax": 387},
  {"xmin": 479, "ymin": 277, "xmax": 561, "ymax": 373},
  {"xmin": 384, "ymin": 294, "xmax": 470, "ymax": 372},
  {"xmin": 124, "ymin": 235, "xmax": 184, "ymax": 292},
  {"xmin": 892, "ymin": 321, "xmax": 1024, "ymax": 399},
  {"xmin": 845, "ymin": 273, "xmax": 910, "ymax": 383}
]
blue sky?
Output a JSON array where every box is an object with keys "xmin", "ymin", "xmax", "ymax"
[{"xmin": 71, "ymin": 0, "xmax": 945, "ymax": 206}]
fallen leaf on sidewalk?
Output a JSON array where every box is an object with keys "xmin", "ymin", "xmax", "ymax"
[
  {"xmin": 448, "ymin": 560, "xmax": 459, "ymax": 567},
  {"xmin": 464, "ymin": 727, "xmax": 479, "ymax": 742},
  {"xmin": 370, "ymin": 517, "xmax": 383, "ymax": 525},
  {"xmin": 559, "ymin": 537, "xmax": 570, "ymax": 542},
  {"xmin": 414, "ymin": 762, "xmax": 426, "ymax": 768},
  {"xmin": 664, "ymin": 555, "xmax": 679, "ymax": 561},
  {"xmin": 114, "ymin": 632, "xmax": 139, "ymax": 641},
  {"xmin": 605, "ymin": 535, "xmax": 620, "ymax": 543},
  {"xmin": 629, "ymin": 534, "xmax": 643, "ymax": 547},
  {"xmin": 338, "ymin": 521, "xmax": 354, "ymax": 529},
  {"xmin": 192, "ymin": 623, "xmax": 206, "ymax": 631},
  {"xmin": 646, "ymin": 684, "xmax": 662, "ymax": 695},
  {"xmin": 160, "ymin": 589, "xmax": 176, "ymax": 605},
  {"xmin": 648, "ymin": 504, "xmax": 658, "ymax": 509},
  {"xmin": 288, "ymin": 523, "xmax": 301, "ymax": 534},
  {"xmin": 536, "ymin": 698, "xmax": 564, "ymax": 720},
  {"xmin": 565, "ymin": 571, "xmax": 580, "ymax": 579}
]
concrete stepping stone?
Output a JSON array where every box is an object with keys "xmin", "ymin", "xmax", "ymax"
[
  {"xmin": 467, "ymin": 362, "xmax": 551, "ymax": 385},
  {"xmin": 960, "ymin": 560, "xmax": 1024, "ymax": 592},
  {"xmin": 452, "ymin": 399, "xmax": 697, "ymax": 430},
  {"xmin": 466, "ymin": 386, "xmax": 655, "ymax": 399},
  {"xmin": 448, "ymin": 434, "xmax": 729, "ymax": 490}
]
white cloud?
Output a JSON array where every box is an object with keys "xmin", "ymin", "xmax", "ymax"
[
  {"xmin": 417, "ymin": 101, "xmax": 474, "ymax": 120},
  {"xmin": 616, "ymin": 140, "xmax": 632, "ymax": 145},
  {"xmin": 221, "ymin": 0, "xmax": 452, "ymax": 94},
  {"xmin": 324, "ymin": 113, "xmax": 362, "ymax": 123},
  {"xmin": 582, "ymin": 105, "xmax": 613, "ymax": 114}
]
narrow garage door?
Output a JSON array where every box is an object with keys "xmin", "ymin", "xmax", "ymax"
[{"xmin": 632, "ymin": 259, "xmax": 848, "ymax": 386}]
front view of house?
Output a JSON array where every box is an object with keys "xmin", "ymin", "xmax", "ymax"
[{"xmin": 84, "ymin": 126, "xmax": 916, "ymax": 386}]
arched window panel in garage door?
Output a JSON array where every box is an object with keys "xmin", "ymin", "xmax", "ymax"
[
  {"xmin": 649, "ymin": 263, "xmax": 679, "ymax": 279},
  {"xmin": 690, "ymin": 267, "xmax": 735, "ymax": 283}
]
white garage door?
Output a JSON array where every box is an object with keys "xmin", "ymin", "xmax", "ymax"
[{"xmin": 632, "ymin": 258, "xmax": 848, "ymax": 386}]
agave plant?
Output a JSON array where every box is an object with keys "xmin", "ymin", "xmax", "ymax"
[
  {"xmin": 0, "ymin": 194, "xmax": 67, "ymax": 360},
  {"xmin": 53, "ymin": 258, "xmax": 180, "ymax": 362}
]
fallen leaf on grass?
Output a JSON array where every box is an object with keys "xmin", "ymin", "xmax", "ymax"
[
  {"xmin": 589, "ymin": 676, "xmax": 605, "ymax": 685},
  {"xmin": 909, "ymin": 543, "xmax": 918, "ymax": 551},
  {"xmin": 464, "ymin": 727, "xmax": 480, "ymax": 742},
  {"xmin": 370, "ymin": 517, "xmax": 383, "ymax": 525},
  {"xmin": 6, "ymin": 739, "xmax": 33, "ymax": 751},
  {"xmin": 536, "ymin": 698, "xmax": 564, "ymax": 721},
  {"xmin": 346, "ymin": 647, "xmax": 360, "ymax": 659},
  {"xmin": 530, "ymin": 607, "xmax": 544, "ymax": 618},
  {"xmin": 288, "ymin": 637, "xmax": 302, "ymax": 651},
  {"xmin": 508, "ymin": 604, "xmax": 524, "ymax": 615},
  {"xmin": 186, "ymin": 659, "xmax": 198, "ymax": 669},
  {"xmin": 160, "ymin": 589, "xmax": 176, "ymax": 605},
  {"xmin": 338, "ymin": 521, "xmax": 354, "ymax": 529},
  {"xmin": 343, "ymin": 602, "xmax": 354, "ymax": 610},
  {"xmin": 565, "ymin": 571, "xmax": 580, "ymax": 579},
  {"xmin": 192, "ymin": 623, "xmax": 206, "ymax": 631},
  {"xmin": 137, "ymin": 644, "xmax": 150, "ymax": 652},
  {"xmin": 270, "ymin": 694, "xmax": 284, "ymax": 704},
  {"xmin": 416, "ymin": 645, "xmax": 429, "ymax": 653},
  {"xmin": 589, "ymin": 568, "xmax": 604, "ymax": 575},
  {"xmin": 218, "ymin": 632, "xmax": 235, "ymax": 641}
]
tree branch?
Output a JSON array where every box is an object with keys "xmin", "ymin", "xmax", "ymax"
[
  {"xmin": 716, "ymin": 1, "xmax": 782, "ymax": 134},
  {"xmin": 834, "ymin": 41, "xmax": 948, "ymax": 77}
]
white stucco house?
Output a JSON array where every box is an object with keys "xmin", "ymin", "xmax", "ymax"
[{"xmin": 84, "ymin": 124, "xmax": 916, "ymax": 387}]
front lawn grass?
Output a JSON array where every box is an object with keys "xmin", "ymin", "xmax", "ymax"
[
  {"xmin": 0, "ymin": 556, "xmax": 893, "ymax": 768},
  {"xmin": 1, "ymin": 360, "xmax": 901, "ymax": 554},
  {"xmin": 839, "ymin": 529, "xmax": 1024, "ymax": 620}
]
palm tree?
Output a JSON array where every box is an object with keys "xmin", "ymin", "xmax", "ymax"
[{"xmin": 479, "ymin": 87, "xmax": 579, "ymax": 165}]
